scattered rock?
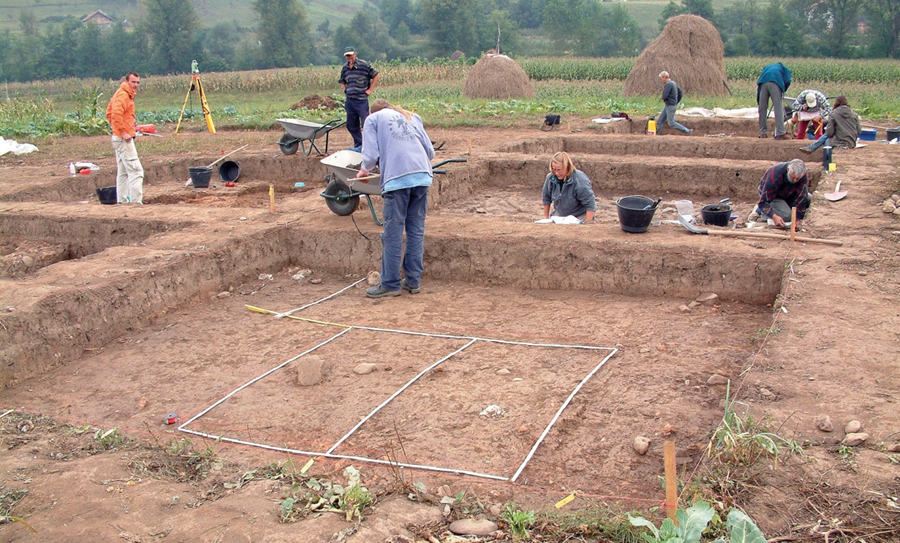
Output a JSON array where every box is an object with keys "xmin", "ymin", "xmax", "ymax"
[
  {"xmin": 21, "ymin": 255, "xmax": 34, "ymax": 268},
  {"xmin": 894, "ymin": 207, "xmax": 900, "ymax": 216},
  {"xmin": 759, "ymin": 387, "xmax": 776, "ymax": 400},
  {"xmin": 517, "ymin": 424, "xmax": 530, "ymax": 434},
  {"xmin": 841, "ymin": 432, "xmax": 869, "ymax": 446},
  {"xmin": 353, "ymin": 363, "xmax": 377, "ymax": 375},
  {"xmin": 296, "ymin": 355, "xmax": 325, "ymax": 386},
  {"xmin": 886, "ymin": 443, "xmax": 900, "ymax": 453},
  {"xmin": 695, "ymin": 292, "xmax": 719, "ymax": 306},
  {"xmin": 479, "ymin": 405, "xmax": 505, "ymax": 417},
  {"xmin": 258, "ymin": 273, "xmax": 273, "ymax": 281},
  {"xmin": 216, "ymin": 291, "xmax": 231, "ymax": 298},
  {"xmin": 892, "ymin": 194, "xmax": 900, "ymax": 203},
  {"xmin": 816, "ymin": 415, "xmax": 834, "ymax": 432},
  {"xmin": 475, "ymin": 207, "xmax": 487, "ymax": 214},
  {"xmin": 310, "ymin": 278, "xmax": 323, "ymax": 284},
  {"xmin": 448, "ymin": 519, "xmax": 498, "ymax": 537},
  {"xmin": 291, "ymin": 269, "xmax": 311, "ymax": 281},
  {"xmin": 136, "ymin": 397, "xmax": 149, "ymax": 410},
  {"xmin": 688, "ymin": 300, "xmax": 702, "ymax": 309},
  {"xmin": 845, "ymin": 420, "xmax": 862, "ymax": 433},
  {"xmin": 437, "ymin": 485, "xmax": 452, "ymax": 497},
  {"xmin": 883, "ymin": 200, "xmax": 897, "ymax": 213},
  {"xmin": 639, "ymin": 346, "xmax": 651, "ymax": 353},
  {"xmin": 678, "ymin": 304, "xmax": 691, "ymax": 312},
  {"xmin": 496, "ymin": 368, "xmax": 511, "ymax": 375},
  {"xmin": 633, "ymin": 436, "xmax": 651, "ymax": 455},
  {"xmin": 661, "ymin": 424, "xmax": 676, "ymax": 436},
  {"xmin": 707, "ymin": 374, "xmax": 729, "ymax": 385},
  {"xmin": 366, "ymin": 271, "xmax": 381, "ymax": 286}
]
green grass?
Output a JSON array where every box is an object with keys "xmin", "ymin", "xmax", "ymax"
[{"xmin": 5, "ymin": 57, "xmax": 900, "ymax": 140}]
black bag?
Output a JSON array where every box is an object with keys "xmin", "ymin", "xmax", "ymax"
[
  {"xmin": 611, "ymin": 112, "xmax": 631, "ymax": 122},
  {"xmin": 541, "ymin": 114, "xmax": 561, "ymax": 131}
]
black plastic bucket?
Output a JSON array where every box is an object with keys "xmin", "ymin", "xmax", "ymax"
[
  {"xmin": 189, "ymin": 166, "xmax": 212, "ymax": 188},
  {"xmin": 887, "ymin": 127, "xmax": 900, "ymax": 142},
  {"xmin": 616, "ymin": 195, "xmax": 658, "ymax": 233},
  {"xmin": 701, "ymin": 204, "xmax": 732, "ymax": 226},
  {"xmin": 96, "ymin": 186, "xmax": 117, "ymax": 205},
  {"xmin": 218, "ymin": 160, "xmax": 241, "ymax": 182}
]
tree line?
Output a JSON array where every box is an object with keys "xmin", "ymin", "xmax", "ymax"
[{"xmin": 1, "ymin": 0, "xmax": 898, "ymax": 84}]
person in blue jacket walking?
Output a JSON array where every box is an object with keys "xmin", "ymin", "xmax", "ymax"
[{"xmin": 757, "ymin": 62, "xmax": 792, "ymax": 140}]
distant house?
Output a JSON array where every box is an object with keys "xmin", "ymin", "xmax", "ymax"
[{"xmin": 81, "ymin": 10, "xmax": 115, "ymax": 30}]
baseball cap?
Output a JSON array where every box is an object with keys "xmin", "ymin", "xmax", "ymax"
[
  {"xmin": 343, "ymin": 47, "xmax": 356, "ymax": 56},
  {"xmin": 805, "ymin": 93, "xmax": 816, "ymax": 107}
]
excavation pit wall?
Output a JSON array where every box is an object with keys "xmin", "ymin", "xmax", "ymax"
[
  {"xmin": 0, "ymin": 154, "xmax": 327, "ymax": 204},
  {"xmin": 2, "ymin": 134, "xmax": 799, "ymax": 386},
  {"xmin": 0, "ymin": 209, "xmax": 784, "ymax": 388}
]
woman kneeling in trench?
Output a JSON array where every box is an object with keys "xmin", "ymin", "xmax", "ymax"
[{"xmin": 541, "ymin": 152, "xmax": 597, "ymax": 222}]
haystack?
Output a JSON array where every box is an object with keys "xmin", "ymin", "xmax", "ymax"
[
  {"xmin": 463, "ymin": 54, "xmax": 534, "ymax": 99},
  {"xmin": 623, "ymin": 15, "xmax": 728, "ymax": 97}
]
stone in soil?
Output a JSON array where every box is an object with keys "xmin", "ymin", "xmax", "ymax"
[{"xmin": 448, "ymin": 519, "xmax": 498, "ymax": 536}]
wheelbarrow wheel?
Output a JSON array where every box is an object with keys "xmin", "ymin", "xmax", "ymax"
[
  {"xmin": 323, "ymin": 179, "xmax": 359, "ymax": 216},
  {"xmin": 278, "ymin": 133, "xmax": 299, "ymax": 155}
]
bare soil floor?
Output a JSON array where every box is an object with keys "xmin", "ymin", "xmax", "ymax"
[{"xmin": 0, "ymin": 117, "xmax": 899, "ymax": 542}]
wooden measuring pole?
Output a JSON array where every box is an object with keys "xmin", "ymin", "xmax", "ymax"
[
  {"xmin": 269, "ymin": 184, "xmax": 275, "ymax": 213},
  {"xmin": 664, "ymin": 441, "xmax": 678, "ymax": 524}
]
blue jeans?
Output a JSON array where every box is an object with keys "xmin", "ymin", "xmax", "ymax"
[
  {"xmin": 345, "ymin": 97, "xmax": 370, "ymax": 148},
  {"xmin": 656, "ymin": 105, "xmax": 690, "ymax": 134},
  {"xmin": 380, "ymin": 185, "xmax": 429, "ymax": 290},
  {"xmin": 806, "ymin": 134, "xmax": 828, "ymax": 151}
]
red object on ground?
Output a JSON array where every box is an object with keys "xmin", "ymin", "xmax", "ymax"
[
  {"xmin": 135, "ymin": 124, "xmax": 156, "ymax": 134},
  {"xmin": 78, "ymin": 169, "xmax": 91, "ymax": 175}
]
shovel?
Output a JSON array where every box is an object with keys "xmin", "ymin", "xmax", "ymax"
[
  {"xmin": 824, "ymin": 180, "xmax": 848, "ymax": 202},
  {"xmin": 677, "ymin": 214, "xmax": 843, "ymax": 246}
]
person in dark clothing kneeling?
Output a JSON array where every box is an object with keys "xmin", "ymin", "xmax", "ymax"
[{"xmin": 750, "ymin": 159, "xmax": 810, "ymax": 230}]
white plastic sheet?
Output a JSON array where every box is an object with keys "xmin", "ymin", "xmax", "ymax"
[{"xmin": 0, "ymin": 138, "xmax": 39, "ymax": 156}]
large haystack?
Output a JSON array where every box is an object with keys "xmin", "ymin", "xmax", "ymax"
[
  {"xmin": 623, "ymin": 15, "xmax": 728, "ymax": 97},
  {"xmin": 463, "ymin": 54, "xmax": 534, "ymax": 99}
]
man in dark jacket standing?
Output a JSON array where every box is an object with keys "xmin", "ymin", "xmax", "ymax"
[
  {"xmin": 757, "ymin": 62, "xmax": 792, "ymax": 140},
  {"xmin": 339, "ymin": 47, "xmax": 379, "ymax": 151},
  {"xmin": 656, "ymin": 71, "xmax": 692, "ymax": 135}
]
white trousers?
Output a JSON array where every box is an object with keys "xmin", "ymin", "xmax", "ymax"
[{"xmin": 112, "ymin": 136, "xmax": 144, "ymax": 204}]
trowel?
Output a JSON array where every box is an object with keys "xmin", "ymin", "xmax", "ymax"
[{"xmin": 824, "ymin": 180, "xmax": 848, "ymax": 202}]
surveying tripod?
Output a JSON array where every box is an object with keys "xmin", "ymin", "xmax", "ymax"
[{"xmin": 175, "ymin": 61, "xmax": 216, "ymax": 134}]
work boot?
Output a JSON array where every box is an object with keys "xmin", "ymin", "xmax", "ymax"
[
  {"xmin": 401, "ymin": 278, "xmax": 420, "ymax": 294},
  {"xmin": 774, "ymin": 134, "xmax": 791, "ymax": 140},
  {"xmin": 366, "ymin": 284, "xmax": 400, "ymax": 298},
  {"xmin": 759, "ymin": 134, "xmax": 767, "ymax": 138},
  {"xmin": 686, "ymin": 129, "xmax": 694, "ymax": 136},
  {"xmin": 799, "ymin": 146, "xmax": 813, "ymax": 155}
]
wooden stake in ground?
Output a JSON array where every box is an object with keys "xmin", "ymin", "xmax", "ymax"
[
  {"xmin": 664, "ymin": 440, "xmax": 678, "ymax": 523},
  {"xmin": 790, "ymin": 207, "xmax": 797, "ymax": 241},
  {"xmin": 269, "ymin": 184, "xmax": 275, "ymax": 213}
]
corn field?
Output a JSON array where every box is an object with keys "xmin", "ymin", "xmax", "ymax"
[{"xmin": 4, "ymin": 57, "xmax": 900, "ymax": 139}]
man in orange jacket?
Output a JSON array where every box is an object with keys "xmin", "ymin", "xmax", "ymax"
[{"xmin": 105, "ymin": 72, "xmax": 144, "ymax": 204}]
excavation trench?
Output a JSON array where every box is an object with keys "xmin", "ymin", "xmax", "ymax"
[{"xmin": 1, "ymin": 137, "xmax": 793, "ymax": 388}]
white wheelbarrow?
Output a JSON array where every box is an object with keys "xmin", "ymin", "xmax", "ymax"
[
  {"xmin": 320, "ymin": 150, "xmax": 466, "ymax": 225},
  {"xmin": 276, "ymin": 118, "xmax": 346, "ymax": 156}
]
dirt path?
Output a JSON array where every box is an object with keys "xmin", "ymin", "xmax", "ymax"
[{"xmin": 1, "ymin": 120, "xmax": 899, "ymax": 542}]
